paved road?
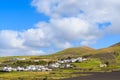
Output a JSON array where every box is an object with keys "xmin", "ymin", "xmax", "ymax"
[{"xmin": 62, "ymin": 72, "xmax": 120, "ymax": 80}]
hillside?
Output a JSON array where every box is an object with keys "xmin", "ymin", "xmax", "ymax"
[
  {"xmin": 1, "ymin": 42, "xmax": 120, "ymax": 61},
  {"xmin": 110, "ymin": 42, "xmax": 120, "ymax": 47},
  {"xmin": 48, "ymin": 46, "xmax": 95, "ymax": 59},
  {"xmin": 80, "ymin": 43, "xmax": 120, "ymax": 68},
  {"xmin": 47, "ymin": 42, "xmax": 120, "ymax": 67},
  {"xmin": 86, "ymin": 43, "xmax": 120, "ymax": 59}
]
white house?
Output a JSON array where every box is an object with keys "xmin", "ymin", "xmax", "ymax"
[
  {"xmin": 83, "ymin": 58, "xmax": 87, "ymax": 61},
  {"xmin": 34, "ymin": 60, "xmax": 40, "ymax": 62},
  {"xmin": 57, "ymin": 57, "xmax": 85, "ymax": 63},
  {"xmin": 17, "ymin": 66, "xmax": 25, "ymax": 71},
  {"xmin": 2, "ymin": 67, "xmax": 12, "ymax": 72},
  {"xmin": 60, "ymin": 64, "xmax": 71, "ymax": 68},
  {"xmin": 48, "ymin": 63, "xmax": 60, "ymax": 68},
  {"xmin": 76, "ymin": 57, "xmax": 83, "ymax": 62},
  {"xmin": 15, "ymin": 58, "xmax": 26, "ymax": 61},
  {"xmin": 2, "ymin": 65, "xmax": 52, "ymax": 72},
  {"xmin": 57, "ymin": 60, "xmax": 64, "ymax": 63},
  {"xmin": 100, "ymin": 64, "xmax": 107, "ymax": 68},
  {"xmin": 70, "ymin": 59, "xmax": 77, "ymax": 63}
]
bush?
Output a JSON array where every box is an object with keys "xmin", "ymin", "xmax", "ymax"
[
  {"xmin": 43, "ymin": 76, "xmax": 48, "ymax": 80},
  {"xmin": 12, "ymin": 60, "xmax": 47, "ymax": 67}
]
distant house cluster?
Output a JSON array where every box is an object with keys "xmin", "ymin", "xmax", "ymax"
[
  {"xmin": 1, "ymin": 57, "xmax": 88, "ymax": 72},
  {"xmin": 57, "ymin": 57, "xmax": 87, "ymax": 63},
  {"xmin": 47, "ymin": 57, "xmax": 87, "ymax": 68},
  {"xmin": 48, "ymin": 63, "xmax": 71, "ymax": 69},
  {"xmin": 2, "ymin": 65, "xmax": 52, "ymax": 72}
]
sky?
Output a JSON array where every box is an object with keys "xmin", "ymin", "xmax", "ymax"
[{"xmin": 0, "ymin": 0, "xmax": 120, "ymax": 56}]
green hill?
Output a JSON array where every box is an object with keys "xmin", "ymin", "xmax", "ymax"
[
  {"xmin": 86, "ymin": 43, "xmax": 120, "ymax": 60},
  {"xmin": 48, "ymin": 46, "xmax": 95, "ymax": 59},
  {"xmin": 79, "ymin": 43, "xmax": 120, "ymax": 68},
  {"xmin": 110, "ymin": 42, "xmax": 120, "ymax": 47},
  {"xmin": 47, "ymin": 42, "xmax": 120, "ymax": 68}
]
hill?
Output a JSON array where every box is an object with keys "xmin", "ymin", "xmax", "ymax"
[
  {"xmin": 47, "ymin": 42, "xmax": 120, "ymax": 67},
  {"xmin": 110, "ymin": 42, "xmax": 120, "ymax": 47},
  {"xmin": 0, "ymin": 42, "xmax": 120, "ymax": 67},
  {"xmin": 81, "ymin": 42, "xmax": 120, "ymax": 68},
  {"xmin": 48, "ymin": 46, "xmax": 95, "ymax": 59},
  {"xmin": 86, "ymin": 42, "xmax": 120, "ymax": 59}
]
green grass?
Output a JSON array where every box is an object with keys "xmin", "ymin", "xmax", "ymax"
[
  {"xmin": 72, "ymin": 58, "xmax": 102, "ymax": 72},
  {"xmin": 48, "ymin": 46, "xmax": 95, "ymax": 59},
  {"xmin": 0, "ymin": 71, "xmax": 49, "ymax": 80},
  {"xmin": 0, "ymin": 69, "xmax": 90, "ymax": 80},
  {"xmin": 73, "ymin": 59, "xmax": 101, "ymax": 68}
]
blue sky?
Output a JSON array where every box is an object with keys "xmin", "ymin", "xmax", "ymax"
[
  {"xmin": 0, "ymin": 0, "xmax": 49, "ymax": 30},
  {"xmin": 0, "ymin": 0, "xmax": 120, "ymax": 56}
]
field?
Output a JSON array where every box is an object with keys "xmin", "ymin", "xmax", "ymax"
[{"xmin": 0, "ymin": 69, "xmax": 89, "ymax": 80}]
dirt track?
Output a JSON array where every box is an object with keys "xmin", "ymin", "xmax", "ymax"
[{"xmin": 62, "ymin": 72, "xmax": 120, "ymax": 80}]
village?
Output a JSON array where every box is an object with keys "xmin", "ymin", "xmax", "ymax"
[
  {"xmin": 1, "ymin": 57, "xmax": 107, "ymax": 72},
  {"xmin": 1, "ymin": 57, "xmax": 89, "ymax": 72}
]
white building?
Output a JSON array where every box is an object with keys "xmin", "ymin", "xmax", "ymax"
[
  {"xmin": 16, "ymin": 58, "xmax": 26, "ymax": 61},
  {"xmin": 57, "ymin": 57, "xmax": 85, "ymax": 63},
  {"xmin": 60, "ymin": 64, "xmax": 71, "ymax": 68},
  {"xmin": 2, "ymin": 65, "xmax": 52, "ymax": 72},
  {"xmin": 100, "ymin": 64, "xmax": 107, "ymax": 67},
  {"xmin": 2, "ymin": 67, "xmax": 12, "ymax": 72},
  {"xmin": 17, "ymin": 66, "xmax": 25, "ymax": 71},
  {"xmin": 48, "ymin": 63, "xmax": 60, "ymax": 68},
  {"xmin": 33, "ymin": 60, "xmax": 40, "ymax": 62}
]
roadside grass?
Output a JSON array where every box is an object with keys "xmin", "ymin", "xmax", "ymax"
[
  {"xmin": 0, "ymin": 69, "xmax": 90, "ymax": 80},
  {"xmin": 0, "ymin": 71, "xmax": 49, "ymax": 80}
]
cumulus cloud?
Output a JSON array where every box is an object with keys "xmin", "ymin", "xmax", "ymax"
[
  {"xmin": 32, "ymin": 0, "xmax": 120, "ymax": 33},
  {"xmin": 0, "ymin": 0, "xmax": 120, "ymax": 56},
  {"xmin": 22, "ymin": 28, "xmax": 48, "ymax": 48},
  {"xmin": 0, "ymin": 30, "xmax": 45, "ymax": 56},
  {"xmin": 31, "ymin": 17, "xmax": 103, "ymax": 48},
  {"xmin": 0, "ymin": 18, "xmax": 102, "ymax": 56},
  {"xmin": 0, "ymin": 30, "xmax": 23, "ymax": 49}
]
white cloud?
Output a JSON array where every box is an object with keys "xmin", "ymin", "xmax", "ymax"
[
  {"xmin": 0, "ymin": 30, "xmax": 23, "ymax": 49},
  {"xmin": 0, "ymin": 0, "xmax": 120, "ymax": 56},
  {"xmin": 32, "ymin": 0, "xmax": 120, "ymax": 33},
  {"xmin": 35, "ymin": 17, "xmax": 103, "ymax": 48},
  {"xmin": 0, "ymin": 30, "xmax": 46, "ymax": 56},
  {"xmin": 0, "ymin": 48, "xmax": 45, "ymax": 56},
  {"xmin": 22, "ymin": 28, "xmax": 48, "ymax": 48},
  {"xmin": 53, "ymin": 41, "xmax": 72, "ymax": 50},
  {"xmin": 31, "ymin": 0, "xmax": 84, "ymax": 18},
  {"xmin": 0, "ymin": 17, "xmax": 102, "ymax": 56},
  {"xmin": 50, "ymin": 17, "xmax": 102, "ymax": 40}
]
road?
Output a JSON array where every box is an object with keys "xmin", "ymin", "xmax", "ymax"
[{"xmin": 62, "ymin": 71, "xmax": 120, "ymax": 80}]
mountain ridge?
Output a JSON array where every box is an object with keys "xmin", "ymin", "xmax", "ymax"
[{"xmin": 110, "ymin": 42, "xmax": 120, "ymax": 47}]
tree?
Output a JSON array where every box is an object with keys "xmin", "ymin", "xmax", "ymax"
[
  {"xmin": 43, "ymin": 76, "xmax": 48, "ymax": 80},
  {"xmin": 67, "ymin": 56, "xmax": 72, "ymax": 60},
  {"xmin": 104, "ymin": 61, "xmax": 109, "ymax": 66}
]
